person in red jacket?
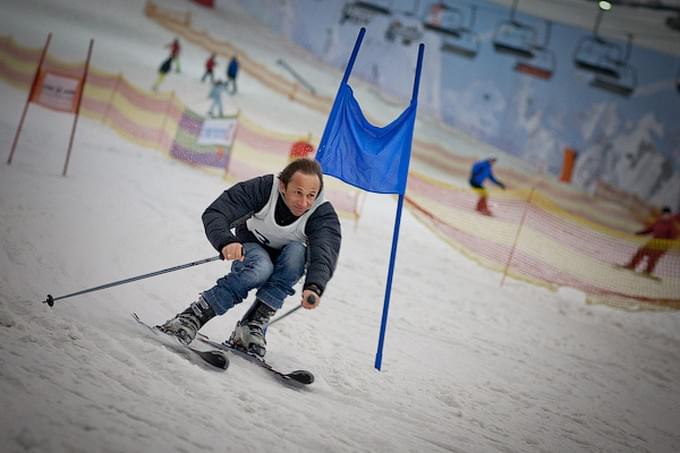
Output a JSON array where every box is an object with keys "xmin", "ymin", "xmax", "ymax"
[
  {"xmin": 201, "ymin": 53, "xmax": 217, "ymax": 83},
  {"xmin": 165, "ymin": 38, "xmax": 181, "ymax": 73},
  {"xmin": 622, "ymin": 206, "xmax": 678, "ymax": 276}
]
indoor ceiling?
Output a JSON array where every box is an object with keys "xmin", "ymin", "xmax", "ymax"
[{"xmin": 486, "ymin": 0, "xmax": 680, "ymax": 57}]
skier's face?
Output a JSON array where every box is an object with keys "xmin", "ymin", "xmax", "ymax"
[{"xmin": 280, "ymin": 171, "xmax": 320, "ymax": 217}]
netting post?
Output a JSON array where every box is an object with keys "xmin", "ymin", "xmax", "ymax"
[
  {"xmin": 102, "ymin": 73, "xmax": 122, "ymax": 125},
  {"xmin": 501, "ymin": 187, "xmax": 535, "ymax": 287},
  {"xmin": 158, "ymin": 91, "xmax": 174, "ymax": 151},
  {"xmin": 62, "ymin": 38, "xmax": 94, "ymax": 177},
  {"xmin": 7, "ymin": 32, "xmax": 51, "ymax": 166}
]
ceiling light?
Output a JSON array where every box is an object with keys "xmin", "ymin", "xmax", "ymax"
[{"xmin": 598, "ymin": 1, "xmax": 612, "ymax": 11}]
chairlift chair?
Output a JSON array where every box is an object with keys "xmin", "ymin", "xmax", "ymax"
[
  {"xmin": 587, "ymin": 34, "xmax": 638, "ymax": 97},
  {"xmin": 493, "ymin": 20, "xmax": 537, "ymax": 58},
  {"xmin": 573, "ymin": 36, "xmax": 622, "ymax": 78},
  {"xmin": 590, "ymin": 63, "xmax": 637, "ymax": 96},
  {"xmin": 340, "ymin": 1, "xmax": 391, "ymax": 25},
  {"xmin": 492, "ymin": 0, "xmax": 537, "ymax": 58},
  {"xmin": 423, "ymin": 3, "xmax": 480, "ymax": 58},
  {"xmin": 513, "ymin": 21, "xmax": 556, "ymax": 79}
]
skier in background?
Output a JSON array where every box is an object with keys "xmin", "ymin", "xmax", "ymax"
[
  {"xmin": 160, "ymin": 158, "xmax": 342, "ymax": 358},
  {"xmin": 225, "ymin": 54, "xmax": 239, "ymax": 94},
  {"xmin": 165, "ymin": 37, "xmax": 181, "ymax": 73},
  {"xmin": 151, "ymin": 56, "xmax": 173, "ymax": 92},
  {"xmin": 207, "ymin": 79, "xmax": 225, "ymax": 118},
  {"xmin": 469, "ymin": 157, "xmax": 506, "ymax": 216},
  {"xmin": 201, "ymin": 52, "xmax": 217, "ymax": 83},
  {"xmin": 621, "ymin": 206, "xmax": 678, "ymax": 278}
]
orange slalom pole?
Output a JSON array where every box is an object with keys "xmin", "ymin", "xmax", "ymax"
[
  {"xmin": 7, "ymin": 32, "xmax": 52, "ymax": 165},
  {"xmin": 62, "ymin": 38, "xmax": 94, "ymax": 177}
]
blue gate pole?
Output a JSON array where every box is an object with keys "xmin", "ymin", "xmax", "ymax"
[
  {"xmin": 374, "ymin": 44, "xmax": 424, "ymax": 371},
  {"xmin": 340, "ymin": 27, "xmax": 366, "ymax": 86}
]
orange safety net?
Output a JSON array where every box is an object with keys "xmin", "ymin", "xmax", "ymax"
[
  {"xmin": 0, "ymin": 34, "xmax": 362, "ymax": 220},
  {"xmin": 407, "ymin": 172, "xmax": 680, "ymax": 310}
]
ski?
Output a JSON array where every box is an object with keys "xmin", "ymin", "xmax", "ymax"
[
  {"xmin": 611, "ymin": 264, "xmax": 662, "ymax": 282},
  {"xmin": 131, "ymin": 313, "xmax": 229, "ymax": 370},
  {"xmin": 196, "ymin": 333, "xmax": 314, "ymax": 385}
]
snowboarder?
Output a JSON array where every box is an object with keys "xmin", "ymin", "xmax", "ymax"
[
  {"xmin": 207, "ymin": 79, "xmax": 225, "ymax": 118},
  {"xmin": 621, "ymin": 206, "xmax": 678, "ymax": 277},
  {"xmin": 160, "ymin": 158, "xmax": 342, "ymax": 358},
  {"xmin": 165, "ymin": 38, "xmax": 181, "ymax": 73},
  {"xmin": 225, "ymin": 55, "xmax": 239, "ymax": 94},
  {"xmin": 201, "ymin": 52, "xmax": 217, "ymax": 83},
  {"xmin": 151, "ymin": 56, "xmax": 173, "ymax": 92},
  {"xmin": 469, "ymin": 157, "xmax": 506, "ymax": 216}
]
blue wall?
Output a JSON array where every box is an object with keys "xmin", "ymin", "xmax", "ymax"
[{"xmin": 236, "ymin": 0, "xmax": 680, "ymax": 210}]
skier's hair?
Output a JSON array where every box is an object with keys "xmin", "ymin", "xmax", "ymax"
[
  {"xmin": 279, "ymin": 158, "xmax": 323, "ymax": 196},
  {"xmin": 661, "ymin": 206, "xmax": 671, "ymax": 214}
]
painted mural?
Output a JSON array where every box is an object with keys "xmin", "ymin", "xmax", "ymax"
[{"xmin": 236, "ymin": 0, "xmax": 680, "ymax": 211}]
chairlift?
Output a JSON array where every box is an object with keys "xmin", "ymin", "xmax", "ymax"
[
  {"xmin": 590, "ymin": 63, "xmax": 637, "ymax": 97},
  {"xmin": 573, "ymin": 36, "xmax": 622, "ymax": 77},
  {"xmin": 385, "ymin": 19, "xmax": 423, "ymax": 45},
  {"xmin": 492, "ymin": 0, "xmax": 537, "ymax": 58},
  {"xmin": 340, "ymin": 1, "xmax": 391, "ymax": 25},
  {"xmin": 573, "ymin": 4, "xmax": 625, "ymax": 78},
  {"xmin": 588, "ymin": 34, "xmax": 638, "ymax": 97},
  {"xmin": 423, "ymin": 3, "xmax": 480, "ymax": 58},
  {"xmin": 513, "ymin": 21, "xmax": 556, "ymax": 79}
]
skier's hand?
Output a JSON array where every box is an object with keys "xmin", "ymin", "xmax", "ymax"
[
  {"xmin": 301, "ymin": 290, "xmax": 320, "ymax": 310},
  {"xmin": 222, "ymin": 243, "xmax": 244, "ymax": 261}
]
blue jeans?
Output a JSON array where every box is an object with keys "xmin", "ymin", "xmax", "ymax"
[{"xmin": 201, "ymin": 242, "xmax": 306, "ymax": 315}]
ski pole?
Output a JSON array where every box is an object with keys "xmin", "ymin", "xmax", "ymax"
[
  {"xmin": 268, "ymin": 294, "xmax": 317, "ymax": 326},
  {"xmin": 42, "ymin": 255, "xmax": 221, "ymax": 307}
]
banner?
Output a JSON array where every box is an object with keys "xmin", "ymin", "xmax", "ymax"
[
  {"xmin": 31, "ymin": 70, "xmax": 81, "ymax": 113},
  {"xmin": 197, "ymin": 118, "xmax": 237, "ymax": 146}
]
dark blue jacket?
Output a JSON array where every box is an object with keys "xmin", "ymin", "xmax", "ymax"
[
  {"xmin": 227, "ymin": 58, "xmax": 239, "ymax": 79},
  {"xmin": 202, "ymin": 175, "xmax": 341, "ymax": 295},
  {"xmin": 469, "ymin": 159, "xmax": 504, "ymax": 188}
]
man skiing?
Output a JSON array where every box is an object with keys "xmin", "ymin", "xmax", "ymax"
[
  {"xmin": 160, "ymin": 158, "xmax": 341, "ymax": 358},
  {"xmin": 469, "ymin": 157, "xmax": 506, "ymax": 216},
  {"xmin": 621, "ymin": 206, "xmax": 678, "ymax": 277}
]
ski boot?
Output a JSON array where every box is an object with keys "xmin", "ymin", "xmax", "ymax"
[
  {"xmin": 159, "ymin": 296, "xmax": 215, "ymax": 345},
  {"xmin": 230, "ymin": 299, "xmax": 275, "ymax": 358}
]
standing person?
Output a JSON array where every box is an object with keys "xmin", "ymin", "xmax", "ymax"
[
  {"xmin": 621, "ymin": 206, "xmax": 678, "ymax": 277},
  {"xmin": 201, "ymin": 52, "xmax": 217, "ymax": 83},
  {"xmin": 151, "ymin": 56, "xmax": 173, "ymax": 92},
  {"xmin": 207, "ymin": 79, "xmax": 225, "ymax": 118},
  {"xmin": 225, "ymin": 55, "xmax": 239, "ymax": 94},
  {"xmin": 469, "ymin": 157, "xmax": 506, "ymax": 216},
  {"xmin": 160, "ymin": 159, "xmax": 342, "ymax": 358},
  {"xmin": 165, "ymin": 38, "xmax": 181, "ymax": 73}
]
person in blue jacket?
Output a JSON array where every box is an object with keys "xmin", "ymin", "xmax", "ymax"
[
  {"xmin": 469, "ymin": 157, "xmax": 506, "ymax": 215},
  {"xmin": 160, "ymin": 158, "xmax": 342, "ymax": 358},
  {"xmin": 225, "ymin": 55, "xmax": 239, "ymax": 94}
]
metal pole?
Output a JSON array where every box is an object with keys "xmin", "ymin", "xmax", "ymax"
[
  {"xmin": 374, "ymin": 43, "xmax": 424, "ymax": 371},
  {"xmin": 63, "ymin": 38, "xmax": 94, "ymax": 177},
  {"xmin": 501, "ymin": 187, "xmax": 535, "ymax": 287},
  {"xmin": 7, "ymin": 33, "xmax": 52, "ymax": 165},
  {"xmin": 42, "ymin": 255, "xmax": 221, "ymax": 307}
]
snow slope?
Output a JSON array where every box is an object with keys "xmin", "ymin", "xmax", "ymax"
[{"xmin": 1, "ymin": 1, "xmax": 680, "ymax": 452}]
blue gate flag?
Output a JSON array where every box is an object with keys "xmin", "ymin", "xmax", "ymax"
[{"xmin": 315, "ymin": 86, "xmax": 416, "ymax": 195}]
